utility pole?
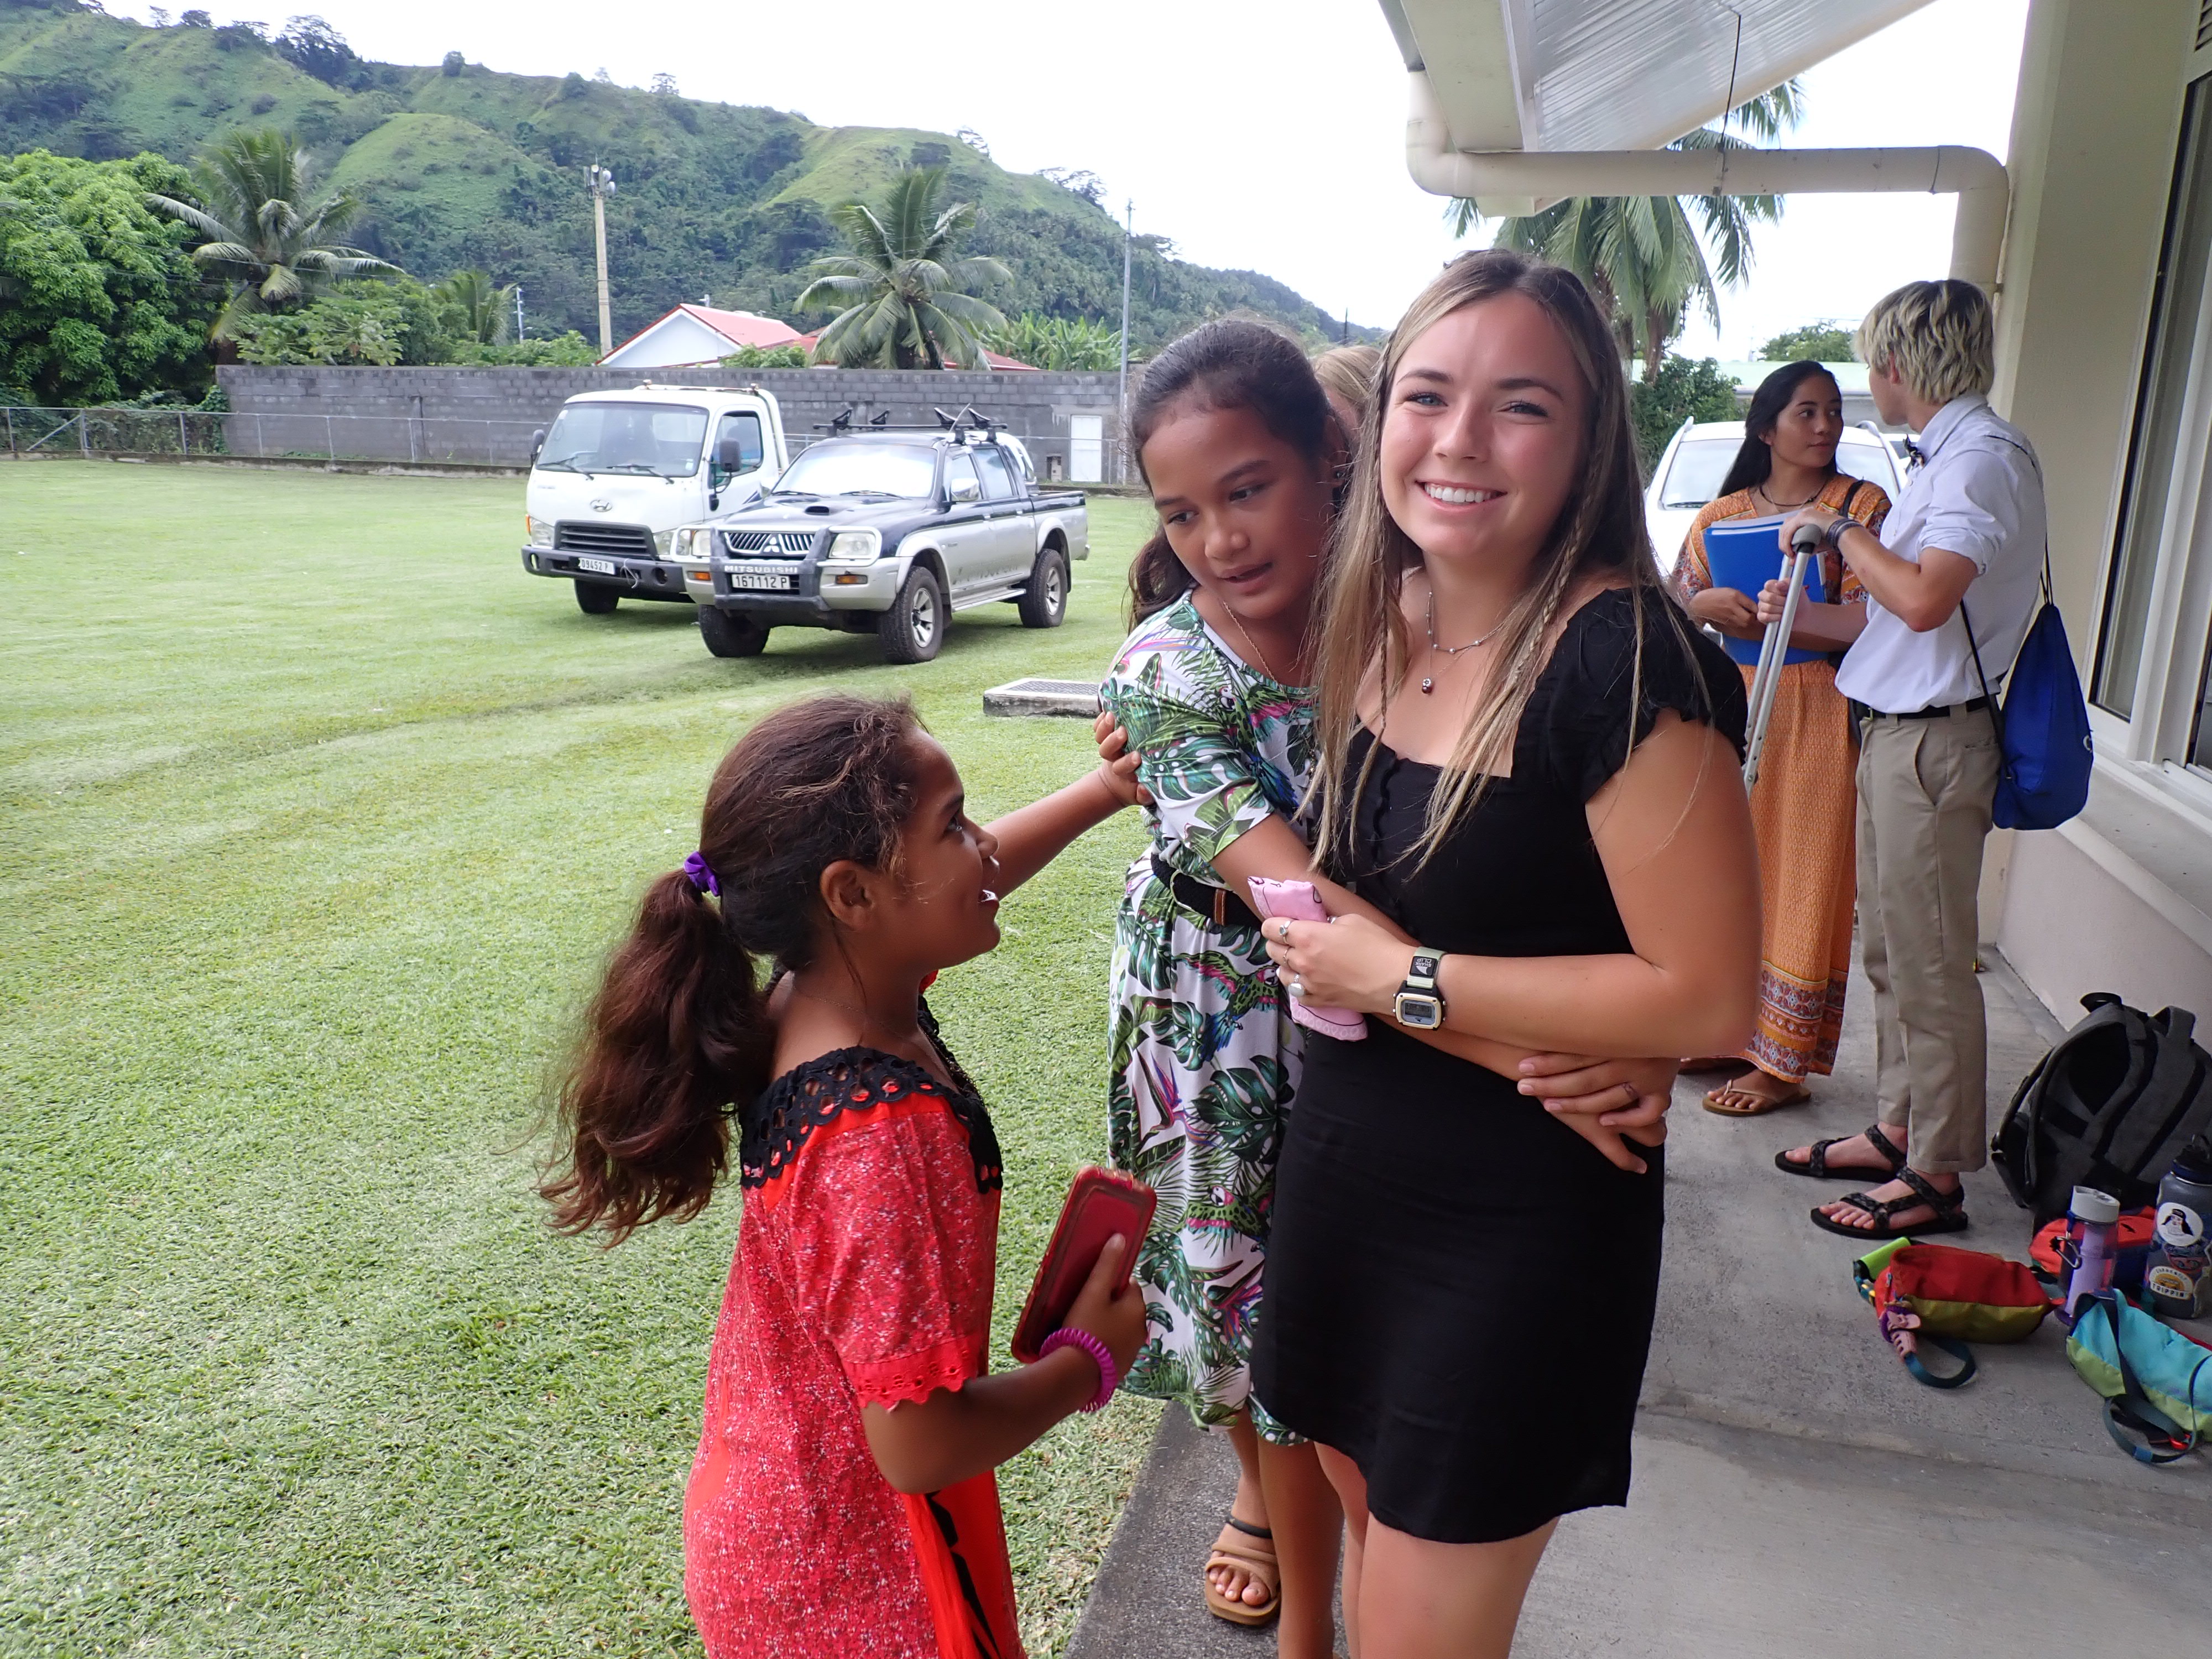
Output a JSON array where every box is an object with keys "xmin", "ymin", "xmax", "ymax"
[
  {"xmin": 586, "ymin": 163, "xmax": 618, "ymax": 357},
  {"xmin": 514, "ymin": 284, "xmax": 526, "ymax": 343},
  {"xmin": 1117, "ymin": 199, "xmax": 1133, "ymax": 483}
]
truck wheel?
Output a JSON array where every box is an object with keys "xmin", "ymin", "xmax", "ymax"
[
  {"xmin": 575, "ymin": 580, "xmax": 620, "ymax": 614},
  {"xmin": 880, "ymin": 566, "xmax": 945, "ymax": 664},
  {"xmin": 1016, "ymin": 546, "xmax": 1070, "ymax": 629},
  {"xmin": 698, "ymin": 607, "xmax": 769, "ymax": 658}
]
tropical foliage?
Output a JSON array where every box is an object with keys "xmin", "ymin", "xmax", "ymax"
[
  {"xmin": 719, "ymin": 343, "xmax": 810, "ymax": 368},
  {"xmin": 0, "ymin": 149, "xmax": 220, "ymax": 405},
  {"xmin": 1455, "ymin": 82, "xmax": 1806, "ymax": 378},
  {"xmin": 1759, "ymin": 321, "xmax": 1856, "ymax": 362},
  {"xmin": 227, "ymin": 275, "xmax": 592, "ymax": 366},
  {"xmin": 799, "ymin": 168, "xmax": 1010, "ymax": 369},
  {"xmin": 434, "ymin": 268, "xmax": 515, "ymax": 346},
  {"xmin": 987, "ymin": 312, "xmax": 1122, "ymax": 371},
  {"xmin": 1629, "ymin": 356, "xmax": 1740, "ymax": 478},
  {"xmin": 145, "ymin": 126, "xmax": 394, "ymax": 338}
]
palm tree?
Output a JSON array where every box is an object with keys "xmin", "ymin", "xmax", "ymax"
[
  {"xmin": 1451, "ymin": 82, "xmax": 1804, "ymax": 379},
  {"xmin": 435, "ymin": 268, "xmax": 514, "ymax": 346},
  {"xmin": 798, "ymin": 168, "xmax": 1010, "ymax": 369},
  {"xmin": 145, "ymin": 127, "xmax": 395, "ymax": 341}
]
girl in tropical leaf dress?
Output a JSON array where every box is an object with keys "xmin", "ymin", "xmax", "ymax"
[{"xmin": 1098, "ymin": 322, "xmax": 1681, "ymax": 1655}]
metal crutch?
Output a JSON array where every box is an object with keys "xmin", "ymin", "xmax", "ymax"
[{"xmin": 1741, "ymin": 524, "xmax": 1823, "ymax": 787}]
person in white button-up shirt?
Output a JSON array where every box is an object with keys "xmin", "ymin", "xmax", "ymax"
[{"xmin": 1756, "ymin": 280, "xmax": 2046, "ymax": 1244}]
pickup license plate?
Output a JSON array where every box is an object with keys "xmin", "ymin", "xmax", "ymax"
[
  {"xmin": 576, "ymin": 556, "xmax": 618, "ymax": 576},
  {"xmin": 729, "ymin": 570, "xmax": 794, "ymax": 592}
]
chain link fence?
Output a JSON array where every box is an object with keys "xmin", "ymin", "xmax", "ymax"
[{"xmin": 1, "ymin": 406, "xmax": 549, "ymax": 466}]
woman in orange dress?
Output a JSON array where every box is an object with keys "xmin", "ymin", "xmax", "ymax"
[{"xmin": 1676, "ymin": 362, "xmax": 1891, "ymax": 1115}]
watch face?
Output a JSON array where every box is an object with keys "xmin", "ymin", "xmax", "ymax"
[{"xmin": 1395, "ymin": 992, "xmax": 1444, "ymax": 1030}]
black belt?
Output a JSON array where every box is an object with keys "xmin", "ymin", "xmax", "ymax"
[
  {"xmin": 1869, "ymin": 696, "xmax": 1993, "ymax": 722},
  {"xmin": 1151, "ymin": 854, "xmax": 1259, "ymax": 931}
]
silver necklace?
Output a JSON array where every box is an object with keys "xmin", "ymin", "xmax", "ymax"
[{"xmin": 1421, "ymin": 590, "xmax": 1506, "ymax": 695}]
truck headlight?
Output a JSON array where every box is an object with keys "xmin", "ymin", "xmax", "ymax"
[
  {"xmin": 653, "ymin": 529, "xmax": 677, "ymax": 558},
  {"xmin": 824, "ymin": 530, "xmax": 880, "ymax": 564},
  {"xmin": 672, "ymin": 526, "xmax": 711, "ymax": 561},
  {"xmin": 526, "ymin": 515, "xmax": 554, "ymax": 547}
]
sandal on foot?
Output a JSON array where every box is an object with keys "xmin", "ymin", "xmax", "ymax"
[
  {"xmin": 1775, "ymin": 1122, "xmax": 1905, "ymax": 1180},
  {"xmin": 1704, "ymin": 1074, "xmax": 1811, "ymax": 1117},
  {"xmin": 1809, "ymin": 1166, "xmax": 1970, "ymax": 1240},
  {"xmin": 1203, "ymin": 1516, "xmax": 1280, "ymax": 1627}
]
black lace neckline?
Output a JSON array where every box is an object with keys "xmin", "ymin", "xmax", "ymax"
[{"xmin": 736, "ymin": 1008, "xmax": 1001, "ymax": 1193}]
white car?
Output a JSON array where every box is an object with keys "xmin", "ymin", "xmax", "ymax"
[{"xmin": 1643, "ymin": 420, "xmax": 1902, "ymax": 580}]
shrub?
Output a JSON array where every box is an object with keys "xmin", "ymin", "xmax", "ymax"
[
  {"xmin": 720, "ymin": 343, "xmax": 807, "ymax": 369},
  {"xmin": 1628, "ymin": 356, "xmax": 1740, "ymax": 481},
  {"xmin": 1757, "ymin": 322, "xmax": 1855, "ymax": 363}
]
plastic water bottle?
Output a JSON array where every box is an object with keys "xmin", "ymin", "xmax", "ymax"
[
  {"xmin": 2145, "ymin": 1152, "xmax": 2212, "ymax": 1320},
  {"xmin": 2062, "ymin": 1186, "xmax": 2121, "ymax": 1319}
]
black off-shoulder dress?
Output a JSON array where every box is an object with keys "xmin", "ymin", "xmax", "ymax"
[{"xmin": 1250, "ymin": 588, "xmax": 1746, "ymax": 1545}]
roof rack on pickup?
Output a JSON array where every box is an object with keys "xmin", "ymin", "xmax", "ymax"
[{"xmin": 816, "ymin": 404, "xmax": 1005, "ymax": 437}]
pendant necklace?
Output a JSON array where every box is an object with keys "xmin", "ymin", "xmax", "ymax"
[
  {"xmin": 1756, "ymin": 481, "xmax": 1822, "ymax": 512},
  {"xmin": 1421, "ymin": 590, "xmax": 1507, "ymax": 694}
]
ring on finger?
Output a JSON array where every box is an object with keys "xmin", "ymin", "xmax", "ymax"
[{"xmin": 1277, "ymin": 919, "xmax": 1292, "ymax": 941}]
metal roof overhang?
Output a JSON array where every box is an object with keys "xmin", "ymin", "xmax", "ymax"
[{"xmin": 1380, "ymin": 0, "xmax": 2011, "ymax": 288}]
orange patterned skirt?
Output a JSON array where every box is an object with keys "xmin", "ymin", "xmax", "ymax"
[{"xmin": 1739, "ymin": 656, "xmax": 1858, "ymax": 1082}]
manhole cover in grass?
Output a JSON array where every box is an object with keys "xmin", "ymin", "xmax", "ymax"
[{"xmin": 983, "ymin": 677, "xmax": 1102, "ymax": 718}]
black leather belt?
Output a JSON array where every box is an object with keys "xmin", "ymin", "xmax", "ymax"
[
  {"xmin": 1151, "ymin": 854, "xmax": 1259, "ymax": 931},
  {"xmin": 1874, "ymin": 696, "xmax": 1993, "ymax": 722}
]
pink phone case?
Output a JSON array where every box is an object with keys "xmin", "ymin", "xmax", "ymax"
[{"xmin": 1245, "ymin": 878, "xmax": 1368, "ymax": 1041}]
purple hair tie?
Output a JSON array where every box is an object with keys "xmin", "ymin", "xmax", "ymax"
[{"xmin": 681, "ymin": 852, "xmax": 721, "ymax": 898}]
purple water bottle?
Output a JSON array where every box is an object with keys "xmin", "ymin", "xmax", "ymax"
[{"xmin": 2062, "ymin": 1186, "xmax": 2121, "ymax": 1319}]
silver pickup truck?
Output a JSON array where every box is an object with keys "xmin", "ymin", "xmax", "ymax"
[{"xmin": 679, "ymin": 417, "xmax": 1089, "ymax": 662}]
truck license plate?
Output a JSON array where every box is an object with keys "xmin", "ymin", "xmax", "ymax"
[
  {"xmin": 729, "ymin": 571, "xmax": 794, "ymax": 591},
  {"xmin": 576, "ymin": 556, "xmax": 617, "ymax": 576}
]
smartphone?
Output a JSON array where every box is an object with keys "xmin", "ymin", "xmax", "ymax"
[
  {"xmin": 1244, "ymin": 877, "xmax": 1368, "ymax": 1041},
  {"xmin": 1011, "ymin": 1166, "xmax": 1156, "ymax": 1363}
]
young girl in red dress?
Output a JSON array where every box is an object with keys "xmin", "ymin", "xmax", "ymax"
[{"xmin": 543, "ymin": 694, "xmax": 1148, "ymax": 1659}]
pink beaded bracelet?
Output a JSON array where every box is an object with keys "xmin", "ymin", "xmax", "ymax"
[{"xmin": 1039, "ymin": 1327, "xmax": 1118, "ymax": 1412}]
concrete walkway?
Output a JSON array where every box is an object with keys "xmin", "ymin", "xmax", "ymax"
[{"xmin": 1066, "ymin": 959, "xmax": 2212, "ymax": 1658}]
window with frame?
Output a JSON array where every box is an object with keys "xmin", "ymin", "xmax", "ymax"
[{"xmin": 2095, "ymin": 75, "xmax": 2212, "ymax": 719}]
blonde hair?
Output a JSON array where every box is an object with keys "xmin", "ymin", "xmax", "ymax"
[
  {"xmin": 1856, "ymin": 279, "xmax": 1994, "ymax": 405},
  {"xmin": 1311, "ymin": 344, "xmax": 1381, "ymax": 419},
  {"xmin": 1308, "ymin": 249, "xmax": 1706, "ymax": 872}
]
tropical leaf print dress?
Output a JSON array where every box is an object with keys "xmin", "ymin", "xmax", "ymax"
[{"xmin": 1100, "ymin": 596, "xmax": 1311, "ymax": 1438}]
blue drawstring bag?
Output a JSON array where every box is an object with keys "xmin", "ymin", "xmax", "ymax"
[
  {"xmin": 2066, "ymin": 1288, "xmax": 2212, "ymax": 1464},
  {"xmin": 1964, "ymin": 573, "xmax": 2094, "ymax": 832}
]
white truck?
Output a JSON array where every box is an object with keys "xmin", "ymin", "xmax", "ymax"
[{"xmin": 518, "ymin": 384, "xmax": 790, "ymax": 613}]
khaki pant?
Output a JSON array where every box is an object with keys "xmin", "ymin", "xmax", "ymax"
[{"xmin": 1855, "ymin": 706, "xmax": 2000, "ymax": 1174}]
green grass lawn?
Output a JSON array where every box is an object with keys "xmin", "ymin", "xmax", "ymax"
[{"xmin": 0, "ymin": 462, "xmax": 1164, "ymax": 1658}]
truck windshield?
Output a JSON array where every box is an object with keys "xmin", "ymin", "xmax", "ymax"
[
  {"xmin": 773, "ymin": 442, "xmax": 937, "ymax": 499},
  {"xmin": 537, "ymin": 403, "xmax": 709, "ymax": 477}
]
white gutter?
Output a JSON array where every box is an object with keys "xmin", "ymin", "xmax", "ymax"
[{"xmin": 1406, "ymin": 70, "xmax": 2011, "ymax": 292}]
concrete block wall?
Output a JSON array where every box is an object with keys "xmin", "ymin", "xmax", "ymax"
[{"xmin": 216, "ymin": 366, "xmax": 1127, "ymax": 476}]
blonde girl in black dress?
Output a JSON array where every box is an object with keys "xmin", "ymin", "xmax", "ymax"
[{"xmin": 1251, "ymin": 251, "xmax": 1762, "ymax": 1656}]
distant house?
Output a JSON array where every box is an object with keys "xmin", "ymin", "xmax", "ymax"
[
  {"xmin": 789, "ymin": 330, "xmax": 1038, "ymax": 372},
  {"xmin": 600, "ymin": 304, "xmax": 804, "ymax": 368}
]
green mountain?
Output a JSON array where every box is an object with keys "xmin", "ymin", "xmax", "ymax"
[{"xmin": 0, "ymin": 1, "xmax": 1373, "ymax": 350}]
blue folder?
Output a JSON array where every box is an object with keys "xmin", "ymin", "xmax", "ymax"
[{"xmin": 1703, "ymin": 515, "xmax": 1827, "ymax": 666}]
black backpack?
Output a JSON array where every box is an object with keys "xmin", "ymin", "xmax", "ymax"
[{"xmin": 1993, "ymin": 992, "xmax": 2212, "ymax": 1223}]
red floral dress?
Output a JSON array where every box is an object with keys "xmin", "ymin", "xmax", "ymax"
[{"xmin": 684, "ymin": 1020, "xmax": 1021, "ymax": 1659}]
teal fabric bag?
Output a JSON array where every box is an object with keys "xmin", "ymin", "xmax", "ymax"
[{"xmin": 2065, "ymin": 1290, "xmax": 2212, "ymax": 1464}]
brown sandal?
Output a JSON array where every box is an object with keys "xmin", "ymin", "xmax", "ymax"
[
  {"xmin": 1703, "ymin": 1070, "xmax": 1811, "ymax": 1117},
  {"xmin": 1203, "ymin": 1516, "xmax": 1280, "ymax": 1627}
]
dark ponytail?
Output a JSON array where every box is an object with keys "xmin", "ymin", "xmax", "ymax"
[
  {"xmin": 542, "ymin": 695, "xmax": 926, "ymax": 1242},
  {"xmin": 1715, "ymin": 361, "xmax": 1840, "ymax": 500},
  {"xmin": 1124, "ymin": 319, "xmax": 1338, "ymax": 625}
]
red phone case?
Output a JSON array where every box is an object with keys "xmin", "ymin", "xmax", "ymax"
[{"xmin": 1011, "ymin": 1166, "xmax": 1156, "ymax": 1363}]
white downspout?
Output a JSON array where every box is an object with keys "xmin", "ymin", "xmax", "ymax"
[{"xmin": 1406, "ymin": 70, "xmax": 2011, "ymax": 291}]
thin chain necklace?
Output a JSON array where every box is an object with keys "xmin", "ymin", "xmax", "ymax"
[
  {"xmin": 1421, "ymin": 589, "xmax": 1507, "ymax": 695},
  {"xmin": 1755, "ymin": 477, "xmax": 1824, "ymax": 512},
  {"xmin": 1219, "ymin": 603, "xmax": 1287, "ymax": 684}
]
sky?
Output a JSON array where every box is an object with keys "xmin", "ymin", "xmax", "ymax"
[{"xmin": 108, "ymin": 0, "xmax": 2028, "ymax": 356}]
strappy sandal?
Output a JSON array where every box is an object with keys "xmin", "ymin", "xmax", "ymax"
[
  {"xmin": 1809, "ymin": 1166, "xmax": 1970, "ymax": 1240},
  {"xmin": 1774, "ymin": 1122, "xmax": 1906, "ymax": 1180},
  {"xmin": 1203, "ymin": 1516, "xmax": 1280, "ymax": 1627}
]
